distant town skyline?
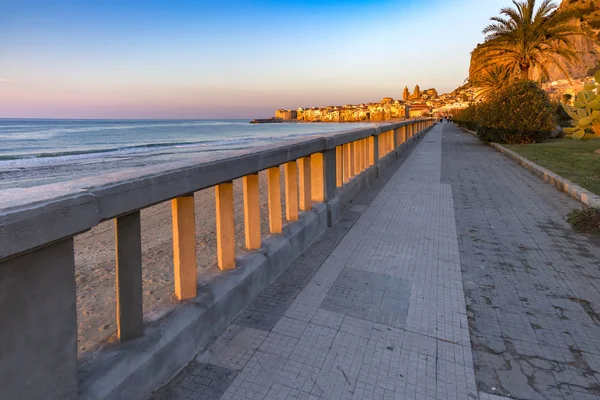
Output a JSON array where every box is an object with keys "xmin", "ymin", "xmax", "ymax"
[{"xmin": 1, "ymin": 0, "xmax": 536, "ymax": 119}]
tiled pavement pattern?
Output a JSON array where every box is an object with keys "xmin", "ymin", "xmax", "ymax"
[
  {"xmin": 442, "ymin": 124, "xmax": 600, "ymax": 399},
  {"xmin": 151, "ymin": 124, "xmax": 478, "ymax": 400},
  {"xmin": 152, "ymin": 123, "xmax": 600, "ymax": 400}
]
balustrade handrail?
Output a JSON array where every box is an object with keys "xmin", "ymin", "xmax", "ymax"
[
  {"xmin": 0, "ymin": 120, "xmax": 429, "ymax": 261},
  {"xmin": 1, "ymin": 117, "xmax": 436, "ymax": 400}
]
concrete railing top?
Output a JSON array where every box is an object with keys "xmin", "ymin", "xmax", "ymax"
[{"xmin": 0, "ymin": 120, "xmax": 428, "ymax": 260}]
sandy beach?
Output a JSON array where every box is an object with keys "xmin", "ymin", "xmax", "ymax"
[{"xmin": 75, "ymin": 168, "xmax": 289, "ymax": 357}]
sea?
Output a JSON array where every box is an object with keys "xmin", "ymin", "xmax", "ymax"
[{"xmin": 0, "ymin": 119, "xmax": 374, "ymax": 190}]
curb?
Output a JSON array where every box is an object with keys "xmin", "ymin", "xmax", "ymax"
[{"xmin": 460, "ymin": 127, "xmax": 600, "ymax": 209}]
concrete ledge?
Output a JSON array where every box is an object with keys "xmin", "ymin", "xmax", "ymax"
[
  {"xmin": 79, "ymin": 204, "xmax": 328, "ymax": 400},
  {"xmin": 77, "ymin": 124, "xmax": 430, "ymax": 400},
  {"xmin": 1, "ymin": 120, "xmax": 434, "ymax": 261},
  {"xmin": 458, "ymin": 126, "xmax": 600, "ymax": 209},
  {"xmin": 490, "ymin": 142, "xmax": 600, "ymax": 208}
]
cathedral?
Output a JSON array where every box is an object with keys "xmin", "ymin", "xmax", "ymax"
[{"xmin": 403, "ymin": 85, "xmax": 437, "ymax": 101}]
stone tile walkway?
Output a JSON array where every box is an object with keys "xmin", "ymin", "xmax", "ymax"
[
  {"xmin": 152, "ymin": 124, "xmax": 477, "ymax": 400},
  {"xmin": 151, "ymin": 123, "xmax": 600, "ymax": 400},
  {"xmin": 442, "ymin": 125, "xmax": 600, "ymax": 400}
]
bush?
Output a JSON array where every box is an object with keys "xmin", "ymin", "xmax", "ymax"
[
  {"xmin": 476, "ymin": 80, "xmax": 555, "ymax": 144},
  {"xmin": 453, "ymin": 105, "xmax": 479, "ymax": 132},
  {"xmin": 567, "ymin": 207, "xmax": 600, "ymax": 234},
  {"xmin": 553, "ymin": 100, "xmax": 573, "ymax": 128}
]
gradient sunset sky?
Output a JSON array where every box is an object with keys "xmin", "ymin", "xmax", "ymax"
[{"xmin": 1, "ymin": 0, "xmax": 524, "ymax": 119}]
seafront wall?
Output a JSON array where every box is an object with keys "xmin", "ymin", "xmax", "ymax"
[{"xmin": 0, "ymin": 119, "xmax": 436, "ymax": 400}]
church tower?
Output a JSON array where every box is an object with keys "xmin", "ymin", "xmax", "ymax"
[
  {"xmin": 402, "ymin": 86, "xmax": 410, "ymax": 102},
  {"xmin": 414, "ymin": 85, "xmax": 421, "ymax": 98}
]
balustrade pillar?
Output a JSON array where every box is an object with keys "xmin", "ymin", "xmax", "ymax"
[
  {"xmin": 343, "ymin": 143, "xmax": 351, "ymax": 183},
  {"xmin": 0, "ymin": 239, "xmax": 78, "ymax": 400},
  {"xmin": 216, "ymin": 182, "xmax": 235, "ymax": 270},
  {"xmin": 243, "ymin": 173, "xmax": 261, "ymax": 250},
  {"xmin": 171, "ymin": 195, "xmax": 197, "ymax": 300},
  {"xmin": 267, "ymin": 167, "xmax": 282, "ymax": 234},
  {"xmin": 298, "ymin": 157, "xmax": 311, "ymax": 211},
  {"xmin": 368, "ymin": 136, "xmax": 375, "ymax": 166},
  {"xmin": 323, "ymin": 148, "xmax": 337, "ymax": 202},
  {"xmin": 310, "ymin": 153, "xmax": 324, "ymax": 202},
  {"xmin": 355, "ymin": 140, "xmax": 362, "ymax": 172},
  {"xmin": 335, "ymin": 146, "xmax": 343, "ymax": 188},
  {"xmin": 284, "ymin": 162, "xmax": 299, "ymax": 221}
]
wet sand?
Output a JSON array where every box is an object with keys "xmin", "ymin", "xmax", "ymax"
[{"xmin": 75, "ymin": 168, "xmax": 287, "ymax": 357}]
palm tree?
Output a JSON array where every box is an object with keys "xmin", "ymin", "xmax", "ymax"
[
  {"xmin": 472, "ymin": 0, "xmax": 584, "ymax": 82},
  {"xmin": 470, "ymin": 65, "xmax": 513, "ymax": 99}
]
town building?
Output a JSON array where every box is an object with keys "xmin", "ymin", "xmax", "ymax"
[
  {"xmin": 272, "ymin": 84, "xmax": 461, "ymax": 122},
  {"xmin": 403, "ymin": 86, "xmax": 410, "ymax": 102}
]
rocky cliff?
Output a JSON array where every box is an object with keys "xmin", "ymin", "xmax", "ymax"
[{"xmin": 469, "ymin": 0, "xmax": 600, "ymax": 81}]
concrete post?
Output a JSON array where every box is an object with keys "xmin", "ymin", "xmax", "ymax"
[
  {"xmin": 310, "ymin": 153, "xmax": 325, "ymax": 202},
  {"xmin": 323, "ymin": 147, "xmax": 337, "ymax": 226},
  {"xmin": 216, "ymin": 182, "xmax": 236, "ymax": 270},
  {"xmin": 284, "ymin": 162, "xmax": 299, "ymax": 221},
  {"xmin": 243, "ymin": 173, "xmax": 261, "ymax": 250},
  {"xmin": 267, "ymin": 167, "xmax": 282, "ymax": 234},
  {"xmin": 115, "ymin": 211, "xmax": 143, "ymax": 341},
  {"xmin": 298, "ymin": 157, "xmax": 312, "ymax": 211},
  {"xmin": 171, "ymin": 195, "xmax": 197, "ymax": 301},
  {"xmin": 0, "ymin": 239, "xmax": 78, "ymax": 400},
  {"xmin": 323, "ymin": 148, "xmax": 336, "ymax": 202},
  {"xmin": 342, "ymin": 143, "xmax": 351, "ymax": 183},
  {"xmin": 368, "ymin": 136, "xmax": 375, "ymax": 166},
  {"xmin": 393, "ymin": 128, "xmax": 399, "ymax": 159},
  {"xmin": 335, "ymin": 146, "xmax": 343, "ymax": 188},
  {"xmin": 373, "ymin": 134, "xmax": 380, "ymax": 177}
]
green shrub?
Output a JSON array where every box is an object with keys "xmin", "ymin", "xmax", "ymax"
[
  {"xmin": 553, "ymin": 101, "xmax": 573, "ymax": 128},
  {"xmin": 453, "ymin": 105, "xmax": 479, "ymax": 132},
  {"xmin": 567, "ymin": 207, "xmax": 600, "ymax": 234},
  {"xmin": 476, "ymin": 80, "xmax": 555, "ymax": 144}
]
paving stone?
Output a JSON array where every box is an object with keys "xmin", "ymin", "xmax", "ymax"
[
  {"xmin": 310, "ymin": 308, "xmax": 345, "ymax": 330},
  {"xmin": 320, "ymin": 268, "xmax": 410, "ymax": 328},
  {"xmin": 196, "ymin": 325, "xmax": 267, "ymax": 370},
  {"xmin": 151, "ymin": 363, "xmax": 238, "ymax": 400},
  {"xmin": 443, "ymin": 124, "xmax": 600, "ymax": 399},
  {"xmin": 478, "ymin": 393, "xmax": 512, "ymax": 400},
  {"xmin": 151, "ymin": 125, "xmax": 482, "ymax": 400}
]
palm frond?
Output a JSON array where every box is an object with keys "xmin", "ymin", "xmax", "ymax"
[{"xmin": 471, "ymin": 0, "xmax": 588, "ymax": 81}]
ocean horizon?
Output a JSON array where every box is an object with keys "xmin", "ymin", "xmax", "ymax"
[{"xmin": 0, "ymin": 118, "xmax": 374, "ymax": 189}]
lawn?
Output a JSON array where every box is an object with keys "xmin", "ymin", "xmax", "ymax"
[{"xmin": 505, "ymin": 139, "xmax": 600, "ymax": 196}]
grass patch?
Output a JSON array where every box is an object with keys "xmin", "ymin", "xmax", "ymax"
[
  {"xmin": 505, "ymin": 139, "xmax": 600, "ymax": 196},
  {"xmin": 567, "ymin": 208, "xmax": 600, "ymax": 234}
]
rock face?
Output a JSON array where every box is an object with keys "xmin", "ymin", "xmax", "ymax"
[{"xmin": 469, "ymin": 0, "xmax": 600, "ymax": 81}]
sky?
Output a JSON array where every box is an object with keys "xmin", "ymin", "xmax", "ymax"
[{"xmin": 0, "ymin": 0, "xmax": 530, "ymax": 119}]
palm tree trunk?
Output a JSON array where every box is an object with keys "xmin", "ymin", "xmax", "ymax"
[{"xmin": 520, "ymin": 66, "xmax": 529, "ymax": 80}]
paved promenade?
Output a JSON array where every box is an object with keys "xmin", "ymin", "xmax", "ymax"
[
  {"xmin": 443, "ymin": 126, "xmax": 600, "ymax": 400},
  {"xmin": 152, "ymin": 124, "xmax": 600, "ymax": 400}
]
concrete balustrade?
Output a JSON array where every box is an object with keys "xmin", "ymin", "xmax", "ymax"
[
  {"xmin": 284, "ymin": 161, "xmax": 299, "ymax": 221},
  {"xmin": 0, "ymin": 119, "xmax": 435, "ymax": 400},
  {"xmin": 172, "ymin": 195, "xmax": 197, "ymax": 301},
  {"xmin": 335, "ymin": 146, "xmax": 343, "ymax": 188},
  {"xmin": 298, "ymin": 156, "xmax": 312, "ymax": 211},
  {"xmin": 216, "ymin": 182, "xmax": 235, "ymax": 270},
  {"xmin": 310, "ymin": 153, "xmax": 325, "ymax": 202},
  {"xmin": 242, "ymin": 173, "xmax": 261, "ymax": 250},
  {"xmin": 267, "ymin": 167, "xmax": 283, "ymax": 234},
  {"xmin": 115, "ymin": 211, "xmax": 143, "ymax": 341}
]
